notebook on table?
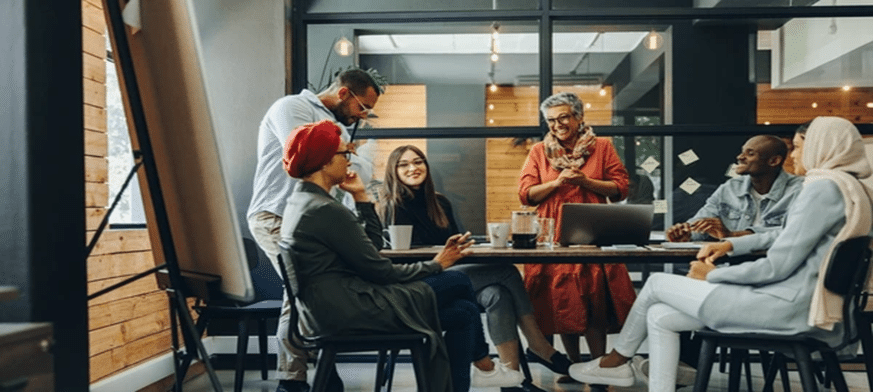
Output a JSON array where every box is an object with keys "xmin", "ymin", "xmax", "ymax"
[{"xmin": 558, "ymin": 203, "xmax": 655, "ymax": 246}]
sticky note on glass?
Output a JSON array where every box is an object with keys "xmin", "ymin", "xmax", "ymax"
[
  {"xmin": 640, "ymin": 156, "xmax": 660, "ymax": 174},
  {"xmin": 678, "ymin": 149, "xmax": 699, "ymax": 165},
  {"xmin": 653, "ymin": 200, "xmax": 668, "ymax": 213},
  {"xmin": 680, "ymin": 177, "xmax": 701, "ymax": 195},
  {"xmin": 725, "ymin": 163, "xmax": 740, "ymax": 178}
]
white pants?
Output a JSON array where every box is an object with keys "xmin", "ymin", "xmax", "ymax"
[
  {"xmin": 248, "ymin": 211, "xmax": 308, "ymax": 381},
  {"xmin": 612, "ymin": 273, "xmax": 717, "ymax": 392}
]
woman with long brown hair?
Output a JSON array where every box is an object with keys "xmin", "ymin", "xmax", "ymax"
[{"xmin": 380, "ymin": 145, "xmax": 572, "ymax": 392}]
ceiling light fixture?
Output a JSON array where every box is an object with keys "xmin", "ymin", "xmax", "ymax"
[
  {"xmin": 867, "ymin": 102, "xmax": 873, "ymax": 108},
  {"xmin": 334, "ymin": 36, "xmax": 354, "ymax": 57},
  {"xmin": 812, "ymin": 102, "xmax": 818, "ymax": 108},
  {"xmin": 644, "ymin": 30, "xmax": 663, "ymax": 51},
  {"xmin": 842, "ymin": 85, "xmax": 852, "ymax": 91}
]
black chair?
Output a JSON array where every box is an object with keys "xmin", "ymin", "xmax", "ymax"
[
  {"xmin": 276, "ymin": 241, "xmax": 432, "ymax": 392},
  {"xmin": 693, "ymin": 236, "xmax": 873, "ymax": 392},
  {"xmin": 192, "ymin": 238, "xmax": 282, "ymax": 392}
]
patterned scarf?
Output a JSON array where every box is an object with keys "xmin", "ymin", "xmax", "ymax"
[{"xmin": 543, "ymin": 125, "xmax": 597, "ymax": 170}]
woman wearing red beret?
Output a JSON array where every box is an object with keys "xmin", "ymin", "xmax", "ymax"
[{"xmin": 278, "ymin": 120, "xmax": 513, "ymax": 391}]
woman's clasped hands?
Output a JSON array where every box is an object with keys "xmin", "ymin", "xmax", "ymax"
[{"xmin": 687, "ymin": 241, "xmax": 734, "ymax": 280}]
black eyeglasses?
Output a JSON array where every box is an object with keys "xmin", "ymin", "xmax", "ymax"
[
  {"xmin": 546, "ymin": 113, "xmax": 574, "ymax": 126},
  {"xmin": 336, "ymin": 150, "xmax": 354, "ymax": 160},
  {"xmin": 349, "ymin": 91, "xmax": 373, "ymax": 115}
]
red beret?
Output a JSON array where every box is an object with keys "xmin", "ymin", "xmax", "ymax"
[{"xmin": 283, "ymin": 120, "xmax": 342, "ymax": 178}]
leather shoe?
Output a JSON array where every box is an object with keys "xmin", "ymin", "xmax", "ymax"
[
  {"xmin": 276, "ymin": 380, "xmax": 310, "ymax": 392},
  {"xmin": 525, "ymin": 348, "xmax": 572, "ymax": 375},
  {"xmin": 568, "ymin": 357, "xmax": 634, "ymax": 387}
]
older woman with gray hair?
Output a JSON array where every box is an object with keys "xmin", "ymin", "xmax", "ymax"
[{"xmin": 517, "ymin": 91, "xmax": 633, "ymax": 388}]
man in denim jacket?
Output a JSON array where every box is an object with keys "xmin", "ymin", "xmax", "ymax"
[{"xmin": 667, "ymin": 135, "xmax": 803, "ymax": 242}]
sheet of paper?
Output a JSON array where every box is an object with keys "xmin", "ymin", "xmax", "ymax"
[
  {"xmin": 640, "ymin": 156, "xmax": 660, "ymax": 173},
  {"xmin": 678, "ymin": 149, "xmax": 699, "ymax": 165},
  {"xmin": 653, "ymin": 200, "xmax": 668, "ymax": 214},
  {"xmin": 680, "ymin": 177, "xmax": 701, "ymax": 195}
]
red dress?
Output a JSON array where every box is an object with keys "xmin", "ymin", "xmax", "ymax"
[{"xmin": 517, "ymin": 137, "xmax": 636, "ymax": 335}]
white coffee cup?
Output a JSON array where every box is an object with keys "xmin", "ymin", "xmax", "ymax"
[
  {"xmin": 387, "ymin": 225, "xmax": 413, "ymax": 250},
  {"xmin": 487, "ymin": 222, "xmax": 510, "ymax": 248}
]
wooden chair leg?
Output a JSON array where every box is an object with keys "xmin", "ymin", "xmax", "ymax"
[
  {"xmin": 234, "ymin": 317, "xmax": 250, "ymax": 392},
  {"xmin": 822, "ymin": 351, "xmax": 849, "ymax": 392},
  {"xmin": 857, "ymin": 315, "xmax": 873, "ymax": 392},
  {"xmin": 518, "ymin": 341, "xmax": 533, "ymax": 382},
  {"xmin": 728, "ymin": 348, "xmax": 747, "ymax": 392},
  {"xmin": 258, "ymin": 319, "xmax": 269, "ymax": 380},
  {"xmin": 743, "ymin": 351, "xmax": 753, "ymax": 392},
  {"xmin": 792, "ymin": 345, "xmax": 820, "ymax": 392},
  {"xmin": 762, "ymin": 352, "xmax": 781, "ymax": 392},
  {"xmin": 374, "ymin": 349, "xmax": 388, "ymax": 392},
  {"xmin": 410, "ymin": 342, "xmax": 430, "ymax": 392},
  {"xmin": 693, "ymin": 338, "xmax": 718, "ymax": 392},
  {"xmin": 311, "ymin": 348, "xmax": 338, "ymax": 392},
  {"xmin": 386, "ymin": 349, "xmax": 399, "ymax": 391},
  {"xmin": 778, "ymin": 354, "xmax": 791, "ymax": 392}
]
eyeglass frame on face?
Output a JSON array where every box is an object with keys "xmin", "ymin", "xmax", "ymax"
[
  {"xmin": 545, "ymin": 113, "xmax": 576, "ymax": 126},
  {"xmin": 335, "ymin": 149, "xmax": 354, "ymax": 161},
  {"xmin": 397, "ymin": 158, "xmax": 426, "ymax": 171},
  {"xmin": 348, "ymin": 90, "xmax": 373, "ymax": 116}
]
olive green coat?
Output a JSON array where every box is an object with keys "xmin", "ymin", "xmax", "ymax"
[{"xmin": 280, "ymin": 181, "xmax": 451, "ymax": 392}]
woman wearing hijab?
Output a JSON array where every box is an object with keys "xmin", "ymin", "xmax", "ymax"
[
  {"xmin": 569, "ymin": 116, "xmax": 873, "ymax": 392},
  {"xmin": 517, "ymin": 92, "xmax": 633, "ymax": 385},
  {"xmin": 379, "ymin": 145, "xmax": 572, "ymax": 392},
  {"xmin": 279, "ymin": 120, "xmax": 483, "ymax": 392}
]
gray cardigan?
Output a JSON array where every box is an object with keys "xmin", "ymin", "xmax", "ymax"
[
  {"xmin": 279, "ymin": 181, "xmax": 451, "ymax": 392},
  {"xmin": 700, "ymin": 179, "xmax": 847, "ymax": 347}
]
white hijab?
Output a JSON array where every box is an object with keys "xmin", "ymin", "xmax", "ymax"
[{"xmin": 803, "ymin": 116, "xmax": 873, "ymax": 330}]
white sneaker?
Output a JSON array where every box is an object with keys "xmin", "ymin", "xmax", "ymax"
[
  {"xmin": 471, "ymin": 361, "xmax": 525, "ymax": 388},
  {"xmin": 632, "ymin": 356, "xmax": 697, "ymax": 386},
  {"xmin": 568, "ymin": 357, "xmax": 634, "ymax": 387}
]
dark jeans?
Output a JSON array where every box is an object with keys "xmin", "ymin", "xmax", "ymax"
[{"xmin": 423, "ymin": 270, "xmax": 490, "ymax": 392}]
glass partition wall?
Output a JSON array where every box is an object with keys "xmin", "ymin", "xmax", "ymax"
[{"xmin": 292, "ymin": 1, "xmax": 873, "ymax": 236}]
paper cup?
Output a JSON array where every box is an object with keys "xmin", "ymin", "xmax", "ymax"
[{"xmin": 388, "ymin": 225, "xmax": 413, "ymax": 250}]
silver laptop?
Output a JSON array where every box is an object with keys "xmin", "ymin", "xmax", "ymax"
[{"xmin": 559, "ymin": 203, "xmax": 654, "ymax": 246}]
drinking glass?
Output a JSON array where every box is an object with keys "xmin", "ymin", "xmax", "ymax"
[{"xmin": 538, "ymin": 217, "xmax": 555, "ymax": 250}]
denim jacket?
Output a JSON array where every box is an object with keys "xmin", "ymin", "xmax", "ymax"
[{"xmin": 688, "ymin": 170, "xmax": 804, "ymax": 241}]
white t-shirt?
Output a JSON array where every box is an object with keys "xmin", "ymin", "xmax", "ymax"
[
  {"xmin": 749, "ymin": 187, "xmax": 768, "ymax": 227},
  {"xmin": 247, "ymin": 90, "xmax": 368, "ymax": 219}
]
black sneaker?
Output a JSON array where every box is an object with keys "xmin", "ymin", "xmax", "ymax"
[{"xmin": 525, "ymin": 348, "xmax": 573, "ymax": 375}]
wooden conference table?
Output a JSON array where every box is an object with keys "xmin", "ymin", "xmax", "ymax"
[{"xmin": 381, "ymin": 243, "xmax": 705, "ymax": 265}]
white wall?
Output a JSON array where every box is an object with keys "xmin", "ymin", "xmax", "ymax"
[{"xmin": 191, "ymin": 1, "xmax": 286, "ymax": 236}]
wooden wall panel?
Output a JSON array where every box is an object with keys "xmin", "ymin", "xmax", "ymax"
[
  {"xmin": 360, "ymin": 85, "xmax": 428, "ymax": 187},
  {"xmin": 86, "ymin": 129, "xmax": 108, "ymax": 157},
  {"xmin": 84, "ymin": 105, "xmax": 107, "ymax": 133},
  {"xmin": 757, "ymin": 84, "xmax": 873, "ymax": 125},
  {"xmin": 85, "ymin": 155, "xmax": 108, "ymax": 182},
  {"xmin": 85, "ymin": 0, "xmax": 173, "ymax": 384}
]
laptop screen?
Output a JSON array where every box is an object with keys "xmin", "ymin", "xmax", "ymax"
[{"xmin": 558, "ymin": 203, "xmax": 654, "ymax": 246}]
